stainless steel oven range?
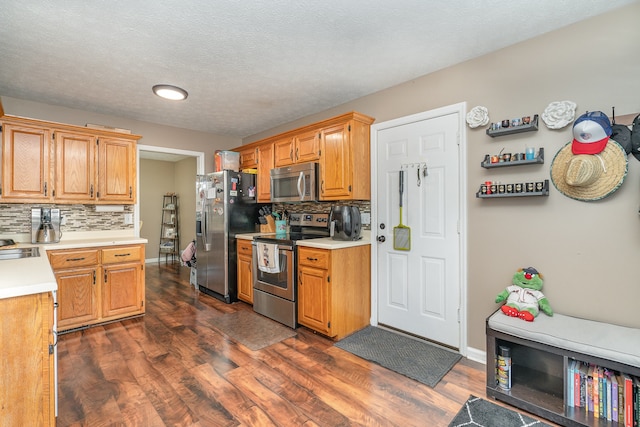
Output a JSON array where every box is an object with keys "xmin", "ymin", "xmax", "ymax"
[{"xmin": 252, "ymin": 212, "xmax": 330, "ymax": 328}]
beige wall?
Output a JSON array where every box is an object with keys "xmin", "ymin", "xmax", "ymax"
[
  {"xmin": 244, "ymin": 3, "xmax": 640, "ymax": 351},
  {"xmin": 140, "ymin": 157, "xmax": 197, "ymax": 262}
]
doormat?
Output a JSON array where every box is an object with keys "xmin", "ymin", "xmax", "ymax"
[
  {"xmin": 448, "ymin": 395, "xmax": 552, "ymax": 427},
  {"xmin": 209, "ymin": 311, "xmax": 297, "ymax": 351},
  {"xmin": 334, "ymin": 326, "xmax": 461, "ymax": 387}
]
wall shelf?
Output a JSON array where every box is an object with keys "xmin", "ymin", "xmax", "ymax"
[
  {"xmin": 481, "ymin": 148, "xmax": 544, "ymax": 168},
  {"xmin": 486, "ymin": 114, "xmax": 539, "ymax": 138},
  {"xmin": 476, "ymin": 180, "xmax": 549, "ymax": 198}
]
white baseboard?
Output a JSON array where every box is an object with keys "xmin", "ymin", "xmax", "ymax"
[{"xmin": 465, "ymin": 346, "xmax": 486, "ymax": 365}]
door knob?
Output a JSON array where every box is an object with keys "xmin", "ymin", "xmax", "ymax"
[{"xmin": 377, "ymin": 235, "xmax": 386, "ymax": 242}]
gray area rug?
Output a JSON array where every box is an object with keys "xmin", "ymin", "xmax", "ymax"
[
  {"xmin": 209, "ymin": 310, "xmax": 297, "ymax": 351},
  {"xmin": 449, "ymin": 395, "xmax": 551, "ymax": 427},
  {"xmin": 334, "ymin": 326, "xmax": 461, "ymax": 387}
]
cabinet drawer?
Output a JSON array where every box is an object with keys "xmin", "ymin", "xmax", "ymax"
[
  {"xmin": 102, "ymin": 245, "xmax": 142, "ymax": 264},
  {"xmin": 297, "ymin": 247, "xmax": 330, "ymax": 269},
  {"xmin": 49, "ymin": 249, "xmax": 100, "ymax": 270},
  {"xmin": 237, "ymin": 239, "xmax": 253, "ymax": 255}
]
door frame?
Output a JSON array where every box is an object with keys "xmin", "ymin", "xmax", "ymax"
[{"xmin": 369, "ymin": 102, "xmax": 468, "ymax": 356}]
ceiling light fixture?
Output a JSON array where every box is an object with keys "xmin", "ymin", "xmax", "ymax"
[{"xmin": 152, "ymin": 84, "xmax": 188, "ymax": 101}]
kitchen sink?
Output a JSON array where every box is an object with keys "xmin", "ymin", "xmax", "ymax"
[{"xmin": 0, "ymin": 247, "xmax": 41, "ymax": 260}]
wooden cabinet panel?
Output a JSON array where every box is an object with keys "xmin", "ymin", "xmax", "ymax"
[
  {"xmin": 102, "ymin": 262, "xmax": 143, "ymax": 318},
  {"xmin": 319, "ymin": 123, "xmax": 351, "ymax": 199},
  {"xmin": 274, "ymin": 137, "xmax": 294, "ymax": 167},
  {"xmin": 1, "ymin": 122, "xmax": 52, "ymax": 201},
  {"xmin": 295, "ymin": 129, "xmax": 321, "ymax": 164},
  {"xmin": 97, "ymin": 136, "xmax": 136, "ymax": 203},
  {"xmin": 49, "ymin": 244, "xmax": 145, "ymax": 332},
  {"xmin": 48, "ymin": 248, "xmax": 100, "ymax": 270},
  {"xmin": 297, "ymin": 245, "xmax": 370, "ymax": 340},
  {"xmin": 54, "ymin": 131, "xmax": 96, "ymax": 202},
  {"xmin": 257, "ymin": 142, "xmax": 274, "ymax": 202},
  {"xmin": 236, "ymin": 240, "xmax": 254, "ymax": 304},
  {"xmin": 0, "ymin": 292, "xmax": 54, "ymax": 426},
  {"xmin": 55, "ymin": 267, "xmax": 99, "ymax": 329},
  {"xmin": 239, "ymin": 147, "xmax": 258, "ymax": 169}
]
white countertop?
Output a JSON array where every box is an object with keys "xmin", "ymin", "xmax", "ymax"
[
  {"xmin": 0, "ymin": 232, "xmax": 148, "ymax": 300},
  {"xmin": 236, "ymin": 230, "xmax": 371, "ymax": 249}
]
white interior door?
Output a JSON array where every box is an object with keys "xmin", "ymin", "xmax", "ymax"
[{"xmin": 375, "ymin": 109, "xmax": 462, "ymax": 349}]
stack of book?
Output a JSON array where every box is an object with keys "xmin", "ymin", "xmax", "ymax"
[{"xmin": 567, "ymin": 359, "xmax": 639, "ymax": 426}]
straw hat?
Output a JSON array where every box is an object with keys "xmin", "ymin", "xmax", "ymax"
[{"xmin": 550, "ymin": 139, "xmax": 628, "ymax": 201}]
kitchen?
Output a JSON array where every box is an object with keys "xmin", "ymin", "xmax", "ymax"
[{"xmin": 1, "ymin": 2, "xmax": 639, "ymax": 425}]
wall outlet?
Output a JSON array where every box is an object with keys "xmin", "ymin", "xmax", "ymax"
[
  {"xmin": 361, "ymin": 212, "xmax": 371, "ymax": 225},
  {"xmin": 124, "ymin": 213, "xmax": 133, "ymax": 225},
  {"xmin": 60, "ymin": 216, "xmax": 67, "ymax": 226}
]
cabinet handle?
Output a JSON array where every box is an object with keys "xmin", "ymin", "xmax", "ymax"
[
  {"xmin": 129, "ymin": 186, "xmax": 133, "ymax": 198},
  {"xmin": 90, "ymin": 184, "xmax": 94, "ymax": 197},
  {"xmin": 93, "ymin": 271, "xmax": 96, "ymax": 285},
  {"xmin": 115, "ymin": 253, "xmax": 131, "ymax": 257},
  {"xmin": 295, "ymin": 147, "xmax": 299, "ymax": 161},
  {"xmin": 104, "ymin": 272, "xmax": 107, "ymax": 283},
  {"xmin": 306, "ymin": 257, "xmax": 318, "ymax": 261},
  {"xmin": 66, "ymin": 257, "xmax": 86, "ymax": 261},
  {"xmin": 44, "ymin": 182, "xmax": 47, "ymax": 196},
  {"xmin": 290, "ymin": 149, "xmax": 293, "ymax": 161}
]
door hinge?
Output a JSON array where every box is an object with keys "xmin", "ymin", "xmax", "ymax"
[
  {"xmin": 327, "ymin": 275, "xmax": 330, "ymax": 283},
  {"xmin": 457, "ymin": 308, "xmax": 461, "ymax": 323},
  {"xmin": 457, "ymin": 131, "xmax": 461, "ymax": 145},
  {"xmin": 141, "ymin": 300, "xmax": 144, "ymax": 307},
  {"xmin": 327, "ymin": 321, "xmax": 331, "ymax": 329},
  {"xmin": 348, "ymin": 124, "xmax": 351, "ymax": 132}
]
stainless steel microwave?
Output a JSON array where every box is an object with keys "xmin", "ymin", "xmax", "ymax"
[{"xmin": 270, "ymin": 162, "xmax": 318, "ymax": 202}]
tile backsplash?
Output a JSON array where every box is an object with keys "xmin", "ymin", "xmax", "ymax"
[
  {"xmin": 0, "ymin": 204, "xmax": 134, "ymax": 234},
  {"xmin": 273, "ymin": 200, "xmax": 372, "ymax": 230}
]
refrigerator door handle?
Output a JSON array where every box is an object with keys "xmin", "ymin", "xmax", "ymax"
[
  {"xmin": 297, "ymin": 171, "xmax": 305, "ymax": 201},
  {"xmin": 202, "ymin": 210, "xmax": 212, "ymax": 251}
]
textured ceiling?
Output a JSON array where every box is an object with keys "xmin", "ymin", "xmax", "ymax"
[{"xmin": 0, "ymin": 0, "xmax": 636, "ymax": 138}]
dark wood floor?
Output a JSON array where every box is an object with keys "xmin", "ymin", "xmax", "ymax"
[{"xmin": 56, "ymin": 262, "xmax": 498, "ymax": 426}]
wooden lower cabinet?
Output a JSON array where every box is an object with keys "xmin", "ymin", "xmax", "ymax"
[
  {"xmin": 49, "ymin": 244, "xmax": 145, "ymax": 331},
  {"xmin": 297, "ymin": 245, "xmax": 371, "ymax": 340},
  {"xmin": 236, "ymin": 239, "xmax": 254, "ymax": 304},
  {"xmin": 0, "ymin": 291, "xmax": 55, "ymax": 426}
]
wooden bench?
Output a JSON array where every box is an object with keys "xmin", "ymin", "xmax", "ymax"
[{"xmin": 486, "ymin": 310, "xmax": 640, "ymax": 426}]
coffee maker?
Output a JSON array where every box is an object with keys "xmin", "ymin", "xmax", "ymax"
[{"xmin": 31, "ymin": 207, "xmax": 61, "ymax": 244}]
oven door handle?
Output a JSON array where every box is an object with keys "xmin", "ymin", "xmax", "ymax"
[{"xmin": 297, "ymin": 171, "xmax": 305, "ymax": 201}]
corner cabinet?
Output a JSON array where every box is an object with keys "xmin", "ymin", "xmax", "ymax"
[
  {"xmin": 0, "ymin": 291, "xmax": 55, "ymax": 426},
  {"xmin": 232, "ymin": 111, "xmax": 375, "ymax": 202},
  {"xmin": 48, "ymin": 244, "xmax": 145, "ymax": 332},
  {"xmin": 297, "ymin": 245, "xmax": 371, "ymax": 340},
  {"xmin": 0, "ymin": 114, "xmax": 141, "ymax": 204},
  {"xmin": 236, "ymin": 239, "xmax": 254, "ymax": 304}
]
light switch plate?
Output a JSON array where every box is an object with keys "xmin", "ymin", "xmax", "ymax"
[{"xmin": 124, "ymin": 213, "xmax": 133, "ymax": 225}]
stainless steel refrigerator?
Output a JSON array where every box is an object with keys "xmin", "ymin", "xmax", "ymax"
[{"xmin": 195, "ymin": 171, "xmax": 262, "ymax": 303}]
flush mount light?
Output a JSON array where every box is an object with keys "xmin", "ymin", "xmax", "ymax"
[{"xmin": 152, "ymin": 84, "xmax": 188, "ymax": 101}]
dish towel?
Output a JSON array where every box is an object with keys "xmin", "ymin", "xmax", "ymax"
[{"xmin": 257, "ymin": 242, "xmax": 280, "ymax": 274}]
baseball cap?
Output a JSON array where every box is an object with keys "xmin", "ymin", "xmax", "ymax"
[{"xmin": 571, "ymin": 111, "xmax": 612, "ymax": 155}]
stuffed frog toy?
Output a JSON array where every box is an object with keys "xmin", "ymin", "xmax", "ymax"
[{"xmin": 495, "ymin": 267, "xmax": 553, "ymax": 321}]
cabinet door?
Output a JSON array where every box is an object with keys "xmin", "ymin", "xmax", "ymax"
[
  {"xmin": 97, "ymin": 136, "xmax": 136, "ymax": 203},
  {"xmin": 54, "ymin": 131, "xmax": 96, "ymax": 202},
  {"xmin": 295, "ymin": 129, "xmax": 321, "ymax": 163},
  {"xmin": 236, "ymin": 240, "xmax": 254, "ymax": 304},
  {"xmin": 239, "ymin": 147, "xmax": 258, "ymax": 169},
  {"xmin": 257, "ymin": 142, "xmax": 274, "ymax": 202},
  {"xmin": 273, "ymin": 137, "xmax": 294, "ymax": 167},
  {"xmin": 1, "ymin": 123, "xmax": 53, "ymax": 201},
  {"xmin": 56, "ymin": 267, "xmax": 99, "ymax": 330},
  {"xmin": 102, "ymin": 262, "xmax": 144, "ymax": 318},
  {"xmin": 298, "ymin": 264, "xmax": 331, "ymax": 335},
  {"xmin": 319, "ymin": 122, "xmax": 352, "ymax": 200},
  {"xmin": 0, "ymin": 292, "xmax": 54, "ymax": 426}
]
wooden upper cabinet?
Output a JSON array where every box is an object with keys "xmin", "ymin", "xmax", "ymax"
[
  {"xmin": 319, "ymin": 114, "xmax": 373, "ymax": 201},
  {"xmin": 97, "ymin": 136, "xmax": 136, "ymax": 203},
  {"xmin": 274, "ymin": 130, "xmax": 320, "ymax": 167},
  {"xmin": 257, "ymin": 142, "xmax": 274, "ymax": 202},
  {"xmin": 0, "ymin": 122, "xmax": 53, "ymax": 201},
  {"xmin": 239, "ymin": 147, "xmax": 258, "ymax": 169},
  {"xmin": 54, "ymin": 131, "xmax": 96, "ymax": 202},
  {"xmin": 0, "ymin": 115, "xmax": 140, "ymax": 204}
]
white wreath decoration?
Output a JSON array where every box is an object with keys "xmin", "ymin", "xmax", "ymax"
[
  {"xmin": 541, "ymin": 101, "xmax": 577, "ymax": 129},
  {"xmin": 466, "ymin": 106, "xmax": 490, "ymax": 128}
]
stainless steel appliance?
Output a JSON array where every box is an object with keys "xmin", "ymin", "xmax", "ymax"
[
  {"xmin": 252, "ymin": 212, "xmax": 330, "ymax": 328},
  {"xmin": 31, "ymin": 207, "xmax": 61, "ymax": 244},
  {"xmin": 196, "ymin": 172, "xmax": 263, "ymax": 303},
  {"xmin": 270, "ymin": 162, "xmax": 319, "ymax": 202},
  {"xmin": 329, "ymin": 205, "xmax": 362, "ymax": 241}
]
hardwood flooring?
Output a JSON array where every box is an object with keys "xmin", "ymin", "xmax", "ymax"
[{"xmin": 55, "ymin": 262, "xmax": 526, "ymax": 426}]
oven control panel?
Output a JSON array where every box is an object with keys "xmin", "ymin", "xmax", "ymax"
[{"xmin": 289, "ymin": 212, "xmax": 329, "ymax": 228}]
